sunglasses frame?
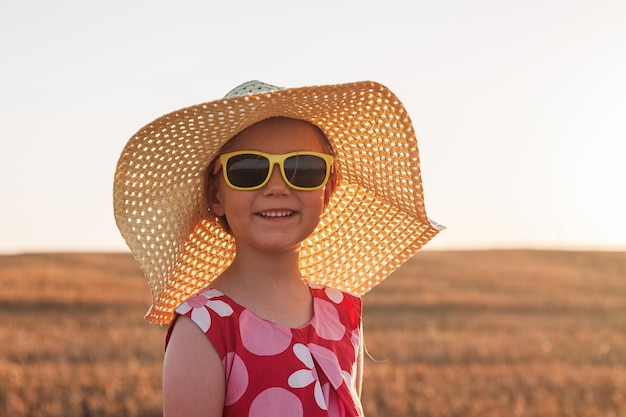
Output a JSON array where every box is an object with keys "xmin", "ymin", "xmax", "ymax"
[{"xmin": 217, "ymin": 150, "xmax": 334, "ymax": 191}]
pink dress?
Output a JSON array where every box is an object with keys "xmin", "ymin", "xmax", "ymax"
[{"xmin": 166, "ymin": 284, "xmax": 364, "ymax": 417}]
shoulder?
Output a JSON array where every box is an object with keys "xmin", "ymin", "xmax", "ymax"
[
  {"xmin": 163, "ymin": 315, "xmax": 225, "ymax": 417},
  {"xmin": 310, "ymin": 283, "xmax": 362, "ymax": 306},
  {"xmin": 166, "ymin": 288, "xmax": 239, "ymax": 357},
  {"xmin": 166, "ymin": 314, "xmax": 219, "ymax": 357},
  {"xmin": 309, "ymin": 284, "xmax": 362, "ymax": 327},
  {"xmin": 175, "ymin": 288, "xmax": 235, "ymax": 318}
]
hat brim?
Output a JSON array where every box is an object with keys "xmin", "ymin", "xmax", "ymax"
[{"xmin": 114, "ymin": 81, "xmax": 443, "ymax": 324}]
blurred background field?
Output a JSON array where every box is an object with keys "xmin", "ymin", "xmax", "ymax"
[{"xmin": 1, "ymin": 250, "xmax": 624, "ymax": 417}]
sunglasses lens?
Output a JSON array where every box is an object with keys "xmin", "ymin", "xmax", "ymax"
[
  {"xmin": 284, "ymin": 155, "xmax": 328, "ymax": 188},
  {"xmin": 225, "ymin": 154, "xmax": 270, "ymax": 188}
]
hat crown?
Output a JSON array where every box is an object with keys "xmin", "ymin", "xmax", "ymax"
[{"xmin": 223, "ymin": 80, "xmax": 283, "ymax": 98}]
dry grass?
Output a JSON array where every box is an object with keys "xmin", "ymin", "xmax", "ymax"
[{"xmin": 1, "ymin": 250, "xmax": 624, "ymax": 417}]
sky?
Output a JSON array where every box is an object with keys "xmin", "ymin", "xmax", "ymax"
[{"xmin": 1, "ymin": 0, "xmax": 625, "ymax": 254}]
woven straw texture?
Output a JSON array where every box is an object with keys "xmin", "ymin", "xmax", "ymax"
[{"xmin": 114, "ymin": 80, "xmax": 443, "ymax": 324}]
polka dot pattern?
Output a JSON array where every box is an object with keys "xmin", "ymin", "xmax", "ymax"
[
  {"xmin": 240, "ymin": 309, "xmax": 292, "ymax": 356},
  {"xmin": 167, "ymin": 285, "xmax": 364, "ymax": 416}
]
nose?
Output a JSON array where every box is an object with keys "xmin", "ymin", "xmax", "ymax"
[{"xmin": 262, "ymin": 164, "xmax": 290, "ymax": 195}]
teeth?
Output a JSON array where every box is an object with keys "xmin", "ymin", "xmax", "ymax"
[{"xmin": 259, "ymin": 211, "xmax": 294, "ymax": 218}]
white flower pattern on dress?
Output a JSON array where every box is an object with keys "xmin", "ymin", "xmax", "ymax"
[
  {"xmin": 288, "ymin": 343, "xmax": 327, "ymax": 410},
  {"xmin": 175, "ymin": 289, "xmax": 234, "ymax": 332}
]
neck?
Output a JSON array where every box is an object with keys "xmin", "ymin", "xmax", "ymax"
[
  {"xmin": 211, "ymin": 246, "xmax": 314, "ymax": 327},
  {"xmin": 215, "ymin": 245, "xmax": 304, "ymax": 291}
]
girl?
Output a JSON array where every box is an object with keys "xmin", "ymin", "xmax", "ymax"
[{"xmin": 113, "ymin": 80, "xmax": 443, "ymax": 417}]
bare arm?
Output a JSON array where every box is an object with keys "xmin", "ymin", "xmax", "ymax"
[{"xmin": 162, "ymin": 315, "xmax": 225, "ymax": 417}]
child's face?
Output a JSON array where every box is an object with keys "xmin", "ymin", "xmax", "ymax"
[{"xmin": 208, "ymin": 117, "xmax": 333, "ymax": 254}]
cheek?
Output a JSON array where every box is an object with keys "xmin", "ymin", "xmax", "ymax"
[
  {"xmin": 221, "ymin": 190, "xmax": 257, "ymax": 221},
  {"xmin": 307, "ymin": 191, "xmax": 328, "ymax": 216}
]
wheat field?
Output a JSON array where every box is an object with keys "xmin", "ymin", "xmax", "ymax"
[{"xmin": 0, "ymin": 250, "xmax": 624, "ymax": 417}]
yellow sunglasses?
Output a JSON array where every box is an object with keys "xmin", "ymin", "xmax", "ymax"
[{"xmin": 216, "ymin": 150, "xmax": 334, "ymax": 191}]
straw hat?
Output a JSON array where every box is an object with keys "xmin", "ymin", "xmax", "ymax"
[{"xmin": 114, "ymin": 80, "xmax": 444, "ymax": 324}]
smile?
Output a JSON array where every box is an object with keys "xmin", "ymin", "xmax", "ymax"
[{"xmin": 257, "ymin": 210, "xmax": 295, "ymax": 218}]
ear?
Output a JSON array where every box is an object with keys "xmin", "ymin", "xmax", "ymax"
[{"xmin": 207, "ymin": 176, "xmax": 226, "ymax": 216}]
